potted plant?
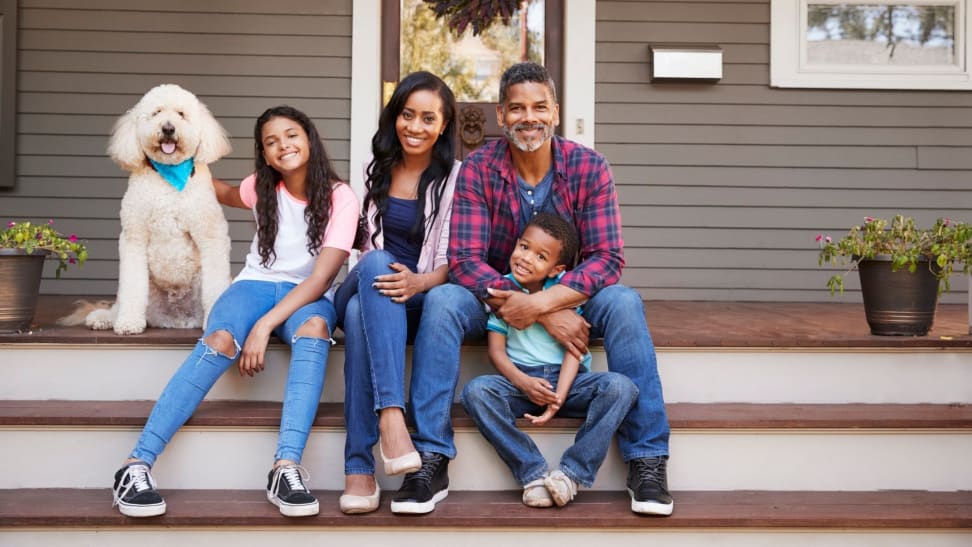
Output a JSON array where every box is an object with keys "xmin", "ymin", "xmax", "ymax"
[
  {"xmin": 0, "ymin": 220, "xmax": 88, "ymax": 332},
  {"xmin": 817, "ymin": 215, "xmax": 972, "ymax": 336}
]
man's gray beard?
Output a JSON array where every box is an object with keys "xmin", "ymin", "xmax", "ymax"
[{"xmin": 504, "ymin": 123, "xmax": 553, "ymax": 153}]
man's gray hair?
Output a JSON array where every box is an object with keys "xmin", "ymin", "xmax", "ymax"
[{"xmin": 498, "ymin": 62, "xmax": 557, "ymax": 105}]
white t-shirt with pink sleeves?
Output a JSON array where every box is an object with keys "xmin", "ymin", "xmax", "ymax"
[{"xmin": 234, "ymin": 173, "xmax": 358, "ymax": 285}]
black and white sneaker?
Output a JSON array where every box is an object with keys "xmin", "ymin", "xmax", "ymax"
[
  {"xmin": 390, "ymin": 452, "xmax": 449, "ymax": 514},
  {"xmin": 626, "ymin": 456, "xmax": 674, "ymax": 516},
  {"xmin": 112, "ymin": 461, "xmax": 166, "ymax": 517},
  {"xmin": 266, "ymin": 464, "xmax": 319, "ymax": 517}
]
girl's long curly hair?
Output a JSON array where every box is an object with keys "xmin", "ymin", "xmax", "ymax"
[
  {"xmin": 253, "ymin": 105, "xmax": 340, "ymax": 267},
  {"xmin": 365, "ymin": 71, "xmax": 457, "ymax": 248}
]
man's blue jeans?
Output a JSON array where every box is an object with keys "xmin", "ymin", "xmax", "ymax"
[
  {"xmin": 334, "ymin": 250, "xmax": 425, "ymax": 476},
  {"xmin": 410, "ymin": 283, "xmax": 670, "ymax": 461},
  {"xmin": 130, "ymin": 280, "xmax": 336, "ymax": 466},
  {"xmin": 460, "ymin": 366, "xmax": 638, "ymax": 487}
]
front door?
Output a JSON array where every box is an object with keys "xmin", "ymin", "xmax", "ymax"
[{"xmin": 382, "ymin": 0, "xmax": 563, "ymax": 159}]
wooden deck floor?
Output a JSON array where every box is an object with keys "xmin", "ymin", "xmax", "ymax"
[{"xmin": 1, "ymin": 295, "xmax": 970, "ymax": 348}]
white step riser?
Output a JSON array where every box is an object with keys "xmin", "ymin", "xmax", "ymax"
[
  {"xmin": 3, "ymin": 530, "xmax": 970, "ymax": 547},
  {"xmin": 3, "ymin": 428, "xmax": 970, "ymax": 491},
  {"xmin": 4, "ymin": 346, "xmax": 972, "ymax": 404}
]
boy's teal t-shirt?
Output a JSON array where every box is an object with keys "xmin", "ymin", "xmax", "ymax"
[{"xmin": 487, "ymin": 272, "xmax": 593, "ymax": 370}]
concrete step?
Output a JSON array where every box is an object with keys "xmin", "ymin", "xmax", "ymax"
[
  {"xmin": 3, "ymin": 401, "xmax": 970, "ymax": 492},
  {"xmin": 2, "ymin": 489, "xmax": 970, "ymax": 547},
  {"xmin": 4, "ymin": 344, "xmax": 972, "ymax": 404}
]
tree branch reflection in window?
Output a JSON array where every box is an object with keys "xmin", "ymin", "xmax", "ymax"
[
  {"xmin": 807, "ymin": 3, "xmax": 956, "ymax": 66},
  {"xmin": 400, "ymin": 0, "xmax": 544, "ymax": 102}
]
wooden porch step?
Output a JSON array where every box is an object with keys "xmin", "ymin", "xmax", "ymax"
[
  {"xmin": 1, "ymin": 488, "xmax": 970, "ymax": 529},
  {"xmin": 3, "ymin": 400, "xmax": 971, "ymax": 429},
  {"xmin": 7, "ymin": 296, "xmax": 972, "ymax": 348}
]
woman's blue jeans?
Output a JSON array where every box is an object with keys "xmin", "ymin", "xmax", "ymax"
[
  {"xmin": 460, "ymin": 366, "xmax": 638, "ymax": 487},
  {"xmin": 130, "ymin": 280, "xmax": 336, "ymax": 467},
  {"xmin": 334, "ymin": 250, "xmax": 425, "ymax": 476},
  {"xmin": 410, "ymin": 283, "xmax": 670, "ymax": 461}
]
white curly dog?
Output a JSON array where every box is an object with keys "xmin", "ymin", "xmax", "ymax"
[{"xmin": 81, "ymin": 84, "xmax": 232, "ymax": 335}]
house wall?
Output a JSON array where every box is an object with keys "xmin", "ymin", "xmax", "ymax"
[
  {"xmin": 0, "ymin": 0, "xmax": 353, "ymax": 294},
  {"xmin": 1, "ymin": 0, "xmax": 969, "ymax": 303},
  {"xmin": 595, "ymin": 0, "xmax": 972, "ymax": 302}
]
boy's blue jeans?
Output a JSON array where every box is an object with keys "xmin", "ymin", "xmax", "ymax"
[
  {"xmin": 333, "ymin": 250, "xmax": 425, "ymax": 476},
  {"xmin": 461, "ymin": 366, "xmax": 638, "ymax": 487},
  {"xmin": 130, "ymin": 280, "xmax": 336, "ymax": 467},
  {"xmin": 410, "ymin": 283, "xmax": 671, "ymax": 461}
]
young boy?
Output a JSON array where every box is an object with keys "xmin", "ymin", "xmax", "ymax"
[{"xmin": 460, "ymin": 213, "xmax": 638, "ymax": 508}]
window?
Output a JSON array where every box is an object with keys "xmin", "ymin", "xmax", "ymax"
[
  {"xmin": 771, "ymin": 0, "xmax": 971, "ymax": 89},
  {"xmin": 398, "ymin": 0, "xmax": 545, "ymax": 103}
]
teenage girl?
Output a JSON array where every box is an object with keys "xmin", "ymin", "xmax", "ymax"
[{"xmin": 111, "ymin": 105, "xmax": 359, "ymax": 518}]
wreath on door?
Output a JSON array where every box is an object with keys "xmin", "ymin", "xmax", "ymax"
[{"xmin": 423, "ymin": 0, "xmax": 525, "ymax": 36}]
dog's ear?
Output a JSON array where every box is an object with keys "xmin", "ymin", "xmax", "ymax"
[
  {"xmin": 107, "ymin": 109, "xmax": 144, "ymax": 171},
  {"xmin": 194, "ymin": 102, "xmax": 231, "ymax": 165}
]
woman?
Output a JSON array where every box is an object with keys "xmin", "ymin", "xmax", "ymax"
[
  {"xmin": 111, "ymin": 106, "xmax": 359, "ymax": 518},
  {"xmin": 335, "ymin": 71, "xmax": 459, "ymax": 514}
]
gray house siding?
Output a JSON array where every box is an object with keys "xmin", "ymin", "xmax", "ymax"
[
  {"xmin": 596, "ymin": 0, "xmax": 972, "ymax": 302},
  {"xmin": 0, "ymin": 0, "xmax": 352, "ymax": 294}
]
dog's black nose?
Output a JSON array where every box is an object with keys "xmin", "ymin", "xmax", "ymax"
[{"xmin": 161, "ymin": 122, "xmax": 175, "ymax": 136}]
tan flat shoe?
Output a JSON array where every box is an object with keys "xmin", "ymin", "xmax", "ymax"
[
  {"xmin": 380, "ymin": 444, "xmax": 421, "ymax": 476},
  {"xmin": 339, "ymin": 483, "xmax": 381, "ymax": 514}
]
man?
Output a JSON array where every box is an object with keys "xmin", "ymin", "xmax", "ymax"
[{"xmin": 393, "ymin": 62, "xmax": 673, "ymax": 516}]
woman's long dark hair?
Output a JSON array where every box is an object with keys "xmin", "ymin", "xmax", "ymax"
[
  {"xmin": 253, "ymin": 105, "xmax": 341, "ymax": 267},
  {"xmin": 365, "ymin": 71, "xmax": 457, "ymax": 248}
]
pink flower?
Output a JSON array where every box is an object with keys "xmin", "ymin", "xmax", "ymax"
[
  {"xmin": 48, "ymin": 219, "xmax": 55, "ymax": 225},
  {"xmin": 6, "ymin": 221, "xmax": 13, "ymax": 228},
  {"xmin": 815, "ymin": 234, "xmax": 823, "ymax": 242},
  {"xmin": 943, "ymin": 218, "xmax": 951, "ymax": 227},
  {"xmin": 864, "ymin": 216, "xmax": 874, "ymax": 223},
  {"xmin": 825, "ymin": 236, "xmax": 832, "ymax": 243},
  {"xmin": 69, "ymin": 258, "xmax": 77, "ymax": 264},
  {"xmin": 36, "ymin": 232, "xmax": 43, "ymax": 239},
  {"xmin": 69, "ymin": 234, "xmax": 78, "ymax": 242}
]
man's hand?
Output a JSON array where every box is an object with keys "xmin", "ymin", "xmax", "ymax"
[
  {"xmin": 537, "ymin": 309, "xmax": 590, "ymax": 359},
  {"xmin": 488, "ymin": 288, "xmax": 544, "ymax": 330}
]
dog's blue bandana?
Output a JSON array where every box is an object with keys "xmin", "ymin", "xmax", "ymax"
[{"xmin": 150, "ymin": 157, "xmax": 195, "ymax": 192}]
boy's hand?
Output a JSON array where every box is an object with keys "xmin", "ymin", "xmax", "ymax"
[
  {"xmin": 514, "ymin": 376, "xmax": 561, "ymax": 407},
  {"xmin": 524, "ymin": 404, "xmax": 559, "ymax": 426}
]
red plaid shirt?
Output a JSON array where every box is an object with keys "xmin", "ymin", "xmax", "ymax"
[{"xmin": 449, "ymin": 136, "xmax": 625, "ymax": 300}]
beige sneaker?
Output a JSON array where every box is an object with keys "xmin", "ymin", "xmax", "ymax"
[
  {"xmin": 543, "ymin": 470, "xmax": 577, "ymax": 507},
  {"xmin": 522, "ymin": 476, "xmax": 553, "ymax": 508}
]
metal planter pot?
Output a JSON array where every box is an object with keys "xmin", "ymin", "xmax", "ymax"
[
  {"xmin": 858, "ymin": 257, "xmax": 939, "ymax": 336},
  {"xmin": 0, "ymin": 249, "xmax": 47, "ymax": 333}
]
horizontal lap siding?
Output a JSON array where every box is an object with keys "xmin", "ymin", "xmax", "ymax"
[
  {"xmin": 596, "ymin": 0, "xmax": 972, "ymax": 303},
  {"xmin": 0, "ymin": 0, "xmax": 353, "ymax": 294}
]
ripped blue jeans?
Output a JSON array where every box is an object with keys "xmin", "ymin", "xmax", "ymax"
[{"xmin": 129, "ymin": 280, "xmax": 336, "ymax": 466}]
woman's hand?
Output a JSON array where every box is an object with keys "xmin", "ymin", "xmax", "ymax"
[
  {"xmin": 238, "ymin": 320, "xmax": 272, "ymax": 377},
  {"xmin": 373, "ymin": 262, "xmax": 425, "ymax": 303}
]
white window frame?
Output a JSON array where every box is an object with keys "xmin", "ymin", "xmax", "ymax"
[{"xmin": 771, "ymin": 0, "xmax": 971, "ymax": 89}]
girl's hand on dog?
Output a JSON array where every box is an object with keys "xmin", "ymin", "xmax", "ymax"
[{"xmin": 239, "ymin": 325, "xmax": 272, "ymax": 377}]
